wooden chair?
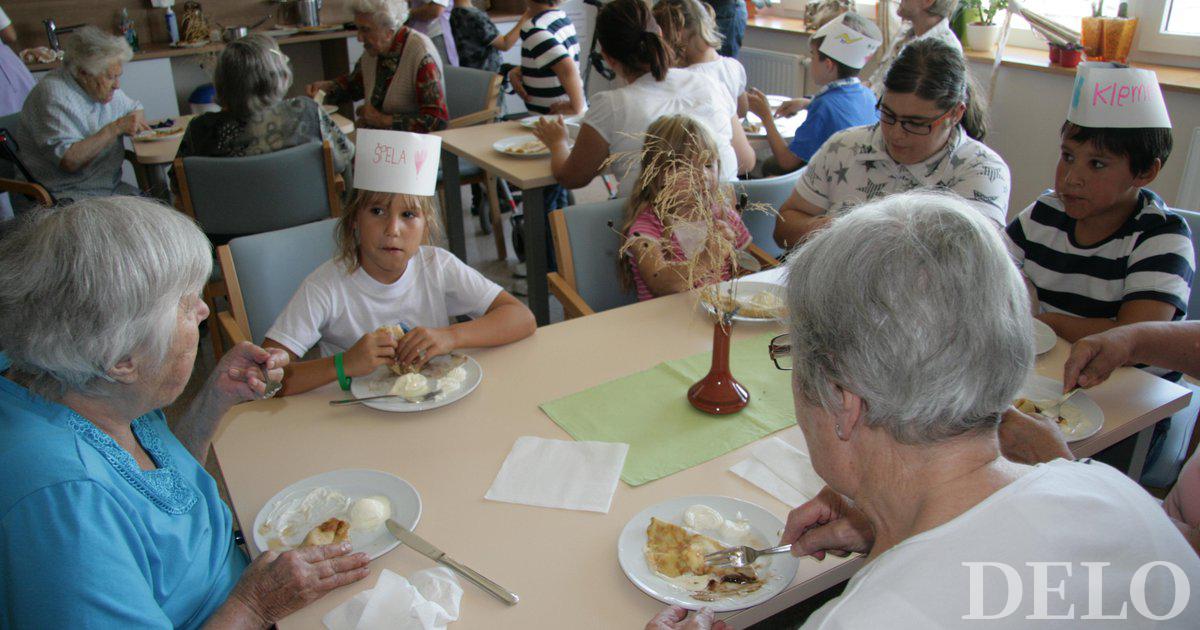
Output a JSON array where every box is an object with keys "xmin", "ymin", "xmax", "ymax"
[
  {"xmin": 216, "ymin": 219, "xmax": 339, "ymax": 348},
  {"xmin": 0, "ymin": 178, "xmax": 52, "ymax": 208},
  {"xmin": 174, "ymin": 140, "xmax": 343, "ymax": 358},
  {"xmin": 441, "ymin": 66, "xmax": 508, "ymax": 259}
]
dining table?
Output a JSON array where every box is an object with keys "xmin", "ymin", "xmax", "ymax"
[{"xmin": 210, "ymin": 266, "xmax": 1192, "ymax": 629}]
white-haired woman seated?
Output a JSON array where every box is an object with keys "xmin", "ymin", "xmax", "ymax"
[
  {"xmin": 306, "ymin": 0, "xmax": 448, "ymax": 133},
  {"xmin": 178, "ymin": 34, "xmax": 354, "ymax": 174},
  {"xmin": 0, "ymin": 197, "xmax": 369, "ymax": 628},
  {"xmin": 652, "ymin": 191, "xmax": 1200, "ymax": 629},
  {"xmin": 12, "ymin": 26, "xmax": 148, "ymax": 206}
]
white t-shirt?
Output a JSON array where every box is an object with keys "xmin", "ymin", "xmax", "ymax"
[
  {"xmin": 266, "ymin": 247, "xmax": 502, "ymax": 358},
  {"xmin": 687, "ymin": 56, "xmax": 747, "ymax": 112},
  {"xmin": 582, "ymin": 69, "xmax": 737, "ymax": 197},
  {"xmin": 867, "ymin": 17, "xmax": 964, "ymax": 96},
  {"xmin": 803, "ymin": 460, "xmax": 1200, "ymax": 628}
]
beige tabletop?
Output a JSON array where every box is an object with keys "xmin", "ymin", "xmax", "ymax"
[
  {"xmin": 212, "ymin": 268, "xmax": 1191, "ymax": 629},
  {"xmin": 132, "ymin": 113, "xmax": 356, "ymax": 166},
  {"xmin": 435, "ymin": 120, "xmax": 559, "ymax": 189}
]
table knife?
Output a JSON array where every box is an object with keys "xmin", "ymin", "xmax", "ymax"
[{"xmin": 386, "ymin": 519, "xmax": 519, "ymax": 606}]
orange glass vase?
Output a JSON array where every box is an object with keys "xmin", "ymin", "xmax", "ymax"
[{"xmin": 687, "ymin": 320, "xmax": 750, "ymax": 415}]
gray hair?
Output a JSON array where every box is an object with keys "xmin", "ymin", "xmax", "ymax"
[
  {"xmin": 214, "ymin": 34, "xmax": 293, "ymax": 119},
  {"xmin": 351, "ymin": 0, "xmax": 410, "ymax": 30},
  {"xmin": 928, "ymin": 0, "xmax": 960, "ymax": 18},
  {"xmin": 785, "ymin": 191, "xmax": 1032, "ymax": 445},
  {"xmin": 0, "ymin": 197, "xmax": 212, "ymax": 399},
  {"xmin": 63, "ymin": 26, "xmax": 133, "ymax": 77}
]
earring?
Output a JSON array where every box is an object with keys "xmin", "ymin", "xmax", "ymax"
[{"xmin": 835, "ymin": 423, "xmax": 844, "ymax": 439}]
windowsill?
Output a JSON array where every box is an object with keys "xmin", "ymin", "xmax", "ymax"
[
  {"xmin": 964, "ymin": 45, "xmax": 1200, "ymax": 96},
  {"xmin": 746, "ymin": 13, "xmax": 813, "ymax": 36}
]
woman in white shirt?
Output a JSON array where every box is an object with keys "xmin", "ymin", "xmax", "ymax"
[
  {"xmin": 654, "ymin": 0, "xmax": 748, "ymax": 117},
  {"xmin": 531, "ymin": 0, "xmax": 753, "ymax": 198},
  {"xmin": 865, "ymin": 0, "xmax": 963, "ymax": 95}
]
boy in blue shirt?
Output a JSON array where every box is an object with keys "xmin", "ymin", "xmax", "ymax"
[{"xmin": 749, "ymin": 12, "xmax": 881, "ymax": 177}]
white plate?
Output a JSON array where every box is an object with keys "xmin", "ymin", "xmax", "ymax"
[
  {"xmin": 765, "ymin": 94, "xmax": 789, "ymax": 108},
  {"xmin": 519, "ymin": 114, "xmax": 583, "ymax": 128},
  {"xmin": 493, "ymin": 134, "xmax": 553, "ymax": 157},
  {"xmin": 618, "ymin": 496, "xmax": 800, "ymax": 612},
  {"xmin": 1017, "ymin": 374, "xmax": 1105, "ymax": 443},
  {"xmin": 350, "ymin": 355, "xmax": 483, "ymax": 412},
  {"xmin": 701, "ymin": 280, "xmax": 786, "ymax": 323},
  {"xmin": 742, "ymin": 109, "xmax": 807, "ymax": 138},
  {"xmin": 252, "ymin": 468, "xmax": 421, "ymax": 560},
  {"xmin": 1033, "ymin": 319, "xmax": 1057, "ymax": 355},
  {"xmin": 135, "ymin": 120, "xmax": 185, "ymax": 141},
  {"xmin": 261, "ymin": 27, "xmax": 300, "ymax": 38}
]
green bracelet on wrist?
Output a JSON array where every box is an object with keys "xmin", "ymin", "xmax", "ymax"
[{"xmin": 335, "ymin": 352, "xmax": 352, "ymax": 391}]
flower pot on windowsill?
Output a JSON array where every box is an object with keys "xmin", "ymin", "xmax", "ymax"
[
  {"xmin": 966, "ymin": 22, "xmax": 1001, "ymax": 52},
  {"xmin": 1049, "ymin": 43, "xmax": 1084, "ymax": 68}
]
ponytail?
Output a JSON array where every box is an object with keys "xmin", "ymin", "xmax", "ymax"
[
  {"xmin": 960, "ymin": 79, "xmax": 988, "ymax": 141},
  {"xmin": 597, "ymin": 0, "xmax": 674, "ymax": 81},
  {"xmin": 883, "ymin": 39, "xmax": 988, "ymax": 140},
  {"xmin": 641, "ymin": 30, "xmax": 672, "ymax": 80}
]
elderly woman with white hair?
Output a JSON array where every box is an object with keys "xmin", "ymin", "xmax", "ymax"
[
  {"xmin": 306, "ymin": 0, "xmax": 448, "ymax": 133},
  {"xmin": 178, "ymin": 34, "xmax": 353, "ymax": 174},
  {"xmin": 865, "ymin": 0, "xmax": 963, "ymax": 95},
  {"xmin": 12, "ymin": 26, "xmax": 148, "ymax": 206},
  {"xmin": 0, "ymin": 197, "xmax": 370, "ymax": 628}
]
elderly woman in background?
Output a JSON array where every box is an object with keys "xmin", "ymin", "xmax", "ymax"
[
  {"xmin": 12, "ymin": 26, "xmax": 147, "ymax": 206},
  {"xmin": 306, "ymin": 0, "xmax": 448, "ymax": 133},
  {"xmin": 865, "ymin": 0, "xmax": 963, "ymax": 95},
  {"xmin": 0, "ymin": 197, "xmax": 370, "ymax": 628},
  {"xmin": 178, "ymin": 35, "xmax": 353, "ymax": 175}
]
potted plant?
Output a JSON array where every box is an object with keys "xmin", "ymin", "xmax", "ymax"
[{"xmin": 964, "ymin": 0, "xmax": 1008, "ymax": 52}]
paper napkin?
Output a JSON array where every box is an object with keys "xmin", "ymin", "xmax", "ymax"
[
  {"xmin": 323, "ymin": 568, "xmax": 462, "ymax": 630},
  {"xmin": 730, "ymin": 437, "xmax": 826, "ymax": 505},
  {"xmin": 485, "ymin": 436, "xmax": 629, "ymax": 513}
]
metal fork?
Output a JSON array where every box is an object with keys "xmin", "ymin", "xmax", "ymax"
[
  {"xmin": 259, "ymin": 365, "xmax": 283, "ymax": 399},
  {"xmin": 705, "ymin": 544, "xmax": 793, "ymax": 569}
]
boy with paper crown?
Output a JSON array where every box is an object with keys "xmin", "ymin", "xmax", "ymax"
[
  {"xmin": 263, "ymin": 129, "xmax": 536, "ymax": 396},
  {"xmin": 748, "ymin": 11, "xmax": 881, "ymax": 176},
  {"xmin": 1006, "ymin": 63, "xmax": 1194, "ymax": 466}
]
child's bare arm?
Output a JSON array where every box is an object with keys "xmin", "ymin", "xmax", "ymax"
[
  {"xmin": 491, "ymin": 16, "xmax": 528, "ymax": 51},
  {"xmin": 395, "ymin": 292, "xmax": 535, "ymax": 368},
  {"xmin": 548, "ymin": 56, "xmax": 586, "ymax": 116},
  {"xmin": 266, "ymin": 331, "xmax": 397, "ymax": 396},
  {"xmin": 1038, "ymin": 299, "xmax": 1178, "ymax": 343}
]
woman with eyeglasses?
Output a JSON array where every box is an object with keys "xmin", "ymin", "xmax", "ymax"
[{"xmin": 772, "ymin": 38, "xmax": 1010, "ymax": 249}]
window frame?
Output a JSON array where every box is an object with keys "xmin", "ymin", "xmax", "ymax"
[{"xmin": 1135, "ymin": 0, "xmax": 1200, "ymax": 56}]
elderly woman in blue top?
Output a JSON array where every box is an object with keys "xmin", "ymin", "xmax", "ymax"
[
  {"xmin": 0, "ymin": 197, "xmax": 371, "ymax": 628},
  {"xmin": 12, "ymin": 27, "xmax": 148, "ymax": 208}
]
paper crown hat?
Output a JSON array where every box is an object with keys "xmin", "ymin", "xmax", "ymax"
[
  {"xmin": 354, "ymin": 129, "xmax": 443, "ymax": 196},
  {"xmin": 813, "ymin": 13, "xmax": 881, "ymax": 70},
  {"xmin": 1067, "ymin": 62, "xmax": 1171, "ymax": 129}
]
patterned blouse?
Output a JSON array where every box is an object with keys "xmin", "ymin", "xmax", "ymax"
[
  {"xmin": 327, "ymin": 27, "xmax": 449, "ymax": 133},
  {"xmin": 178, "ymin": 97, "xmax": 354, "ymax": 173}
]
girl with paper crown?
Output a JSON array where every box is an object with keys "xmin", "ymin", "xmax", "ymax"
[
  {"xmin": 1005, "ymin": 63, "xmax": 1194, "ymax": 469},
  {"xmin": 262, "ymin": 129, "xmax": 536, "ymax": 396}
]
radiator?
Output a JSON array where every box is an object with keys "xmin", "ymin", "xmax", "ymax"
[
  {"xmin": 1177, "ymin": 127, "xmax": 1200, "ymax": 211},
  {"xmin": 739, "ymin": 47, "xmax": 804, "ymax": 97}
]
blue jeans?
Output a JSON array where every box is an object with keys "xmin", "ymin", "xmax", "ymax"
[{"xmin": 712, "ymin": 1, "xmax": 748, "ymax": 59}]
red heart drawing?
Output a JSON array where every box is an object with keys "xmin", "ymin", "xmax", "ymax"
[{"xmin": 414, "ymin": 149, "xmax": 428, "ymax": 176}]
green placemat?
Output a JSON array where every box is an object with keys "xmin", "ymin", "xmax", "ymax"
[{"xmin": 540, "ymin": 332, "xmax": 795, "ymax": 486}]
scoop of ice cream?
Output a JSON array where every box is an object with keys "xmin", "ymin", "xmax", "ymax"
[
  {"xmin": 719, "ymin": 514, "xmax": 752, "ymax": 542},
  {"xmin": 349, "ymin": 495, "xmax": 392, "ymax": 532},
  {"xmin": 683, "ymin": 504, "xmax": 725, "ymax": 531},
  {"xmin": 390, "ymin": 373, "xmax": 429, "ymax": 398}
]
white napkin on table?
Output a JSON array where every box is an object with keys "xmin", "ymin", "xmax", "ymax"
[
  {"xmin": 485, "ymin": 436, "xmax": 629, "ymax": 513},
  {"xmin": 323, "ymin": 568, "xmax": 462, "ymax": 630},
  {"xmin": 730, "ymin": 437, "xmax": 826, "ymax": 505}
]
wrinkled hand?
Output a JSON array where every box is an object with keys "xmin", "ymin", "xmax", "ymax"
[
  {"xmin": 231, "ymin": 543, "xmax": 370, "ymax": 626},
  {"xmin": 213, "ymin": 342, "xmax": 290, "ymax": 405},
  {"xmin": 508, "ymin": 66, "xmax": 528, "ymax": 101},
  {"xmin": 646, "ymin": 606, "xmax": 730, "ymax": 630},
  {"xmin": 532, "ymin": 115, "xmax": 568, "ymax": 147},
  {"xmin": 746, "ymin": 88, "xmax": 773, "ymax": 121},
  {"xmin": 781, "ymin": 486, "xmax": 874, "ymax": 560},
  {"xmin": 395, "ymin": 326, "xmax": 457, "ymax": 370},
  {"xmin": 999, "ymin": 406, "xmax": 1074, "ymax": 465},
  {"xmin": 112, "ymin": 110, "xmax": 150, "ymax": 136},
  {"xmin": 344, "ymin": 330, "xmax": 399, "ymax": 377},
  {"xmin": 306, "ymin": 80, "xmax": 335, "ymax": 99},
  {"xmin": 1063, "ymin": 326, "xmax": 1137, "ymax": 390},
  {"xmin": 775, "ymin": 97, "xmax": 810, "ymax": 119},
  {"xmin": 356, "ymin": 103, "xmax": 391, "ymax": 129}
]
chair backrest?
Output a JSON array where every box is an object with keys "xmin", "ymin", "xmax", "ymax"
[
  {"xmin": 222, "ymin": 219, "xmax": 340, "ymax": 345},
  {"xmin": 0, "ymin": 112, "xmax": 21, "ymax": 180},
  {"xmin": 177, "ymin": 141, "xmax": 336, "ymax": 237},
  {"xmin": 554, "ymin": 197, "xmax": 636, "ymax": 313},
  {"xmin": 443, "ymin": 65, "xmax": 501, "ymax": 127},
  {"xmin": 1173, "ymin": 208, "xmax": 1200, "ymax": 320},
  {"xmin": 734, "ymin": 168, "xmax": 805, "ymax": 260}
]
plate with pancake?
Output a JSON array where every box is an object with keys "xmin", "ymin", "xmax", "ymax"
[
  {"xmin": 135, "ymin": 118, "xmax": 186, "ymax": 141},
  {"xmin": 700, "ymin": 280, "xmax": 786, "ymax": 323},
  {"xmin": 1015, "ymin": 374, "xmax": 1104, "ymax": 443},
  {"xmin": 252, "ymin": 468, "xmax": 421, "ymax": 560},
  {"xmin": 1032, "ymin": 319, "xmax": 1057, "ymax": 355},
  {"xmin": 350, "ymin": 353, "xmax": 483, "ymax": 413},
  {"xmin": 493, "ymin": 134, "xmax": 554, "ymax": 158},
  {"xmin": 618, "ymin": 496, "xmax": 799, "ymax": 612}
]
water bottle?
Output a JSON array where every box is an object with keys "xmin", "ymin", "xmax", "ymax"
[{"xmin": 165, "ymin": 8, "xmax": 180, "ymax": 45}]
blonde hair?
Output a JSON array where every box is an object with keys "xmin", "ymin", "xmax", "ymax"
[
  {"xmin": 618, "ymin": 114, "xmax": 731, "ymax": 292},
  {"xmin": 335, "ymin": 190, "xmax": 443, "ymax": 272},
  {"xmin": 652, "ymin": 0, "xmax": 723, "ymax": 65}
]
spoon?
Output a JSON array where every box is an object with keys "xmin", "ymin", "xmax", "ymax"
[{"xmin": 329, "ymin": 389, "xmax": 443, "ymax": 406}]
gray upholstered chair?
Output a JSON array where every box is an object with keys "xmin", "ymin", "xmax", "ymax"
[
  {"xmin": 547, "ymin": 197, "xmax": 636, "ymax": 318},
  {"xmin": 734, "ymin": 167, "xmax": 805, "ymax": 260},
  {"xmin": 216, "ymin": 219, "xmax": 339, "ymax": 347},
  {"xmin": 440, "ymin": 65, "xmax": 508, "ymax": 259}
]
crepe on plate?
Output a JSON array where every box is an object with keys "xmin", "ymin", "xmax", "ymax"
[
  {"xmin": 301, "ymin": 517, "xmax": 350, "ymax": 547},
  {"xmin": 1014, "ymin": 397, "xmax": 1071, "ymax": 427},
  {"xmin": 645, "ymin": 517, "xmax": 762, "ymax": 601}
]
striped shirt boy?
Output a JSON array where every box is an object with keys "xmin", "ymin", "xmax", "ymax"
[
  {"xmin": 520, "ymin": 8, "xmax": 580, "ymax": 114},
  {"xmin": 1006, "ymin": 188, "xmax": 1194, "ymax": 381}
]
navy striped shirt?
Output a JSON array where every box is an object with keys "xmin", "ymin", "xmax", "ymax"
[
  {"xmin": 1007, "ymin": 188, "xmax": 1194, "ymax": 381},
  {"xmin": 520, "ymin": 9, "xmax": 580, "ymax": 114}
]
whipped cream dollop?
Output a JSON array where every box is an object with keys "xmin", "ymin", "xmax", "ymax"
[
  {"xmin": 391, "ymin": 373, "xmax": 430, "ymax": 398},
  {"xmin": 683, "ymin": 504, "xmax": 726, "ymax": 531},
  {"xmin": 349, "ymin": 495, "xmax": 392, "ymax": 532}
]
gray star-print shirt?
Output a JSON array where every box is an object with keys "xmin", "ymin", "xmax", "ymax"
[{"xmin": 794, "ymin": 124, "xmax": 1011, "ymax": 226}]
